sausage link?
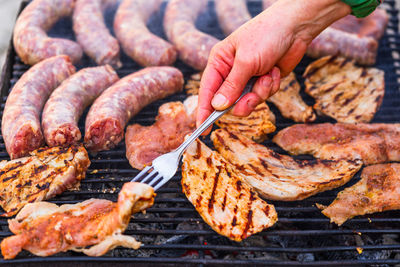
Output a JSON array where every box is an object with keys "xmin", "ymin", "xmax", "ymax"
[
  {"xmin": 84, "ymin": 67, "xmax": 184, "ymax": 152},
  {"xmin": 215, "ymin": 0, "xmax": 251, "ymax": 36},
  {"xmin": 42, "ymin": 65, "xmax": 119, "ymax": 147},
  {"xmin": 73, "ymin": 0, "xmax": 122, "ymax": 68},
  {"xmin": 114, "ymin": 0, "xmax": 177, "ymax": 66},
  {"xmin": 164, "ymin": 0, "xmax": 219, "ymax": 70},
  {"xmin": 2, "ymin": 56, "xmax": 76, "ymax": 159},
  {"xmin": 13, "ymin": 0, "xmax": 83, "ymax": 65}
]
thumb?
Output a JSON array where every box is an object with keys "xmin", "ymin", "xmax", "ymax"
[{"xmin": 211, "ymin": 58, "xmax": 254, "ymax": 110}]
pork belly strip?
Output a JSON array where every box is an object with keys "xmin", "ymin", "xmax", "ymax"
[
  {"xmin": 318, "ymin": 164, "xmax": 400, "ymax": 226},
  {"xmin": 13, "ymin": 0, "xmax": 83, "ymax": 65},
  {"xmin": 0, "ymin": 144, "xmax": 90, "ymax": 217},
  {"xmin": 267, "ymin": 72, "xmax": 315, "ymax": 123},
  {"xmin": 212, "ymin": 129, "xmax": 361, "ymax": 201},
  {"xmin": 304, "ymin": 56, "xmax": 384, "ymax": 123},
  {"xmin": 114, "ymin": 0, "xmax": 177, "ymax": 66},
  {"xmin": 182, "ymin": 139, "xmax": 277, "ymax": 242},
  {"xmin": 42, "ymin": 65, "xmax": 119, "ymax": 147},
  {"xmin": 2, "ymin": 55, "xmax": 76, "ymax": 159},
  {"xmin": 84, "ymin": 66, "xmax": 184, "ymax": 152},
  {"xmin": 164, "ymin": 0, "xmax": 219, "ymax": 70},
  {"xmin": 273, "ymin": 123, "xmax": 400, "ymax": 165},
  {"xmin": 73, "ymin": 0, "xmax": 122, "ymax": 68},
  {"xmin": 1, "ymin": 182, "xmax": 155, "ymax": 259}
]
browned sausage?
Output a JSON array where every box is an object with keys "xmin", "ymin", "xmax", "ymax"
[
  {"xmin": 84, "ymin": 67, "xmax": 184, "ymax": 152},
  {"xmin": 114, "ymin": 0, "xmax": 177, "ymax": 66},
  {"xmin": 215, "ymin": 0, "xmax": 251, "ymax": 36},
  {"xmin": 42, "ymin": 65, "xmax": 119, "ymax": 147},
  {"xmin": 73, "ymin": 0, "xmax": 122, "ymax": 68},
  {"xmin": 2, "ymin": 56, "xmax": 76, "ymax": 159},
  {"xmin": 164, "ymin": 0, "xmax": 219, "ymax": 70},
  {"xmin": 13, "ymin": 0, "xmax": 83, "ymax": 65}
]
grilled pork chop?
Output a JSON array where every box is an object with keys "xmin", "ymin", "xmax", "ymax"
[
  {"xmin": 1, "ymin": 182, "xmax": 155, "ymax": 259},
  {"xmin": 0, "ymin": 145, "xmax": 90, "ymax": 217},
  {"xmin": 273, "ymin": 123, "xmax": 400, "ymax": 165},
  {"xmin": 212, "ymin": 129, "xmax": 362, "ymax": 201},
  {"xmin": 267, "ymin": 72, "xmax": 315, "ymax": 123},
  {"xmin": 317, "ymin": 164, "xmax": 400, "ymax": 226},
  {"xmin": 182, "ymin": 139, "xmax": 277, "ymax": 241},
  {"xmin": 304, "ymin": 56, "xmax": 384, "ymax": 123}
]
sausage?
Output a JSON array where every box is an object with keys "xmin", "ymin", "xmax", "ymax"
[
  {"xmin": 114, "ymin": 0, "xmax": 177, "ymax": 66},
  {"xmin": 164, "ymin": 0, "xmax": 219, "ymax": 70},
  {"xmin": 42, "ymin": 65, "xmax": 119, "ymax": 147},
  {"xmin": 215, "ymin": 0, "xmax": 251, "ymax": 36},
  {"xmin": 84, "ymin": 67, "xmax": 184, "ymax": 152},
  {"xmin": 2, "ymin": 56, "xmax": 76, "ymax": 159},
  {"xmin": 13, "ymin": 0, "xmax": 83, "ymax": 65},
  {"xmin": 73, "ymin": 0, "xmax": 122, "ymax": 68}
]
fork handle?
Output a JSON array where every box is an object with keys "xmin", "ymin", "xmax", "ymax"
[{"xmin": 175, "ymin": 77, "xmax": 257, "ymax": 156}]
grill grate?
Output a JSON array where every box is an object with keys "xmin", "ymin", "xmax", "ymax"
[{"xmin": 1, "ymin": 0, "xmax": 400, "ymax": 265}]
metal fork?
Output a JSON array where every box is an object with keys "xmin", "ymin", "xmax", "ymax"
[{"xmin": 131, "ymin": 77, "xmax": 257, "ymax": 190}]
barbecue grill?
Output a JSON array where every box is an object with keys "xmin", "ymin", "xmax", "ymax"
[{"xmin": 1, "ymin": 0, "xmax": 400, "ymax": 266}]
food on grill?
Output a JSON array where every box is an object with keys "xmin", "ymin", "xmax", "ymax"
[
  {"xmin": 126, "ymin": 100, "xmax": 195, "ymax": 170},
  {"xmin": 85, "ymin": 67, "xmax": 184, "ymax": 152},
  {"xmin": 73, "ymin": 0, "xmax": 121, "ymax": 68},
  {"xmin": 317, "ymin": 163, "xmax": 400, "ymax": 226},
  {"xmin": 215, "ymin": 0, "xmax": 251, "ymax": 36},
  {"xmin": 164, "ymin": 0, "xmax": 219, "ymax": 70},
  {"xmin": 0, "ymin": 144, "xmax": 90, "ymax": 217},
  {"xmin": 212, "ymin": 129, "xmax": 362, "ymax": 201},
  {"xmin": 273, "ymin": 123, "xmax": 400, "ymax": 165},
  {"xmin": 42, "ymin": 65, "xmax": 119, "ymax": 147},
  {"xmin": 182, "ymin": 139, "xmax": 277, "ymax": 242},
  {"xmin": 0, "ymin": 182, "xmax": 154, "ymax": 259},
  {"xmin": 114, "ymin": 0, "xmax": 177, "ymax": 66},
  {"xmin": 304, "ymin": 56, "xmax": 384, "ymax": 123},
  {"xmin": 2, "ymin": 56, "xmax": 76, "ymax": 159},
  {"xmin": 13, "ymin": 0, "xmax": 83, "ymax": 65},
  {"xmin": 267, "ymin": 72, "xmax": 316, "ymax": 123},
  {"xmin": 184, "ymin": 72, "xmax": 202, "ymax": 95}
]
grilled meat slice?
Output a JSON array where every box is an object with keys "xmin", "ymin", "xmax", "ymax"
[
  {"xmin": 0, "ymin": 144, "xmax": 90, "ymax": 217},
  {"xmin": 184, "ymin": 72, "xmax": 201, "ymax": 95},
  {"xmin": 126, "ymin": 100, "xmax": 196, "ymax": 170},
  {"xmin": 304, "ymin": 56, "xmax": 384, "ymax": 123},
  {"xmin": 273, "ymin": 123, "xmax": 400, "ymax": 165},
  {"xmin": 318, "ymin": 164, "xmax": 400, "ymax": 226},
  {"xmin": 1, "ymin": 182, "xmax": 155, "ymax": 259},
  {"xmin": 212, "ymin": 129, "xmax": 361, "ymax": 201},
  {"xmin": 267, "ymin": 72, "xmax": 315, "ymax": 123},
  {"xmin": 182, "ymin": 139, "xmax": 277, "ymax": 241}
]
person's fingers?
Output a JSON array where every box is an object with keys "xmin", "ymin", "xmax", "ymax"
[
  {"xmin": 276, "ymin": 39, "xmax": 307, "ymax": 76},
  {"xmin": 211, "ymin": 57, "xmax": 254, "ymax": 110},
  {"xmin": 252, "ymin": 67, "xmax": 281, "ymax": 100},
  {"xmin": 230, "ymin": 92, "xmax": 263, "ymax": 117}
]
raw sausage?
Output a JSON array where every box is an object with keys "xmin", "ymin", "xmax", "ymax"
[
  {"xmin": 13, "ymin": 0, "xmax": 83, "ymax": 65},
  {"xmin": 164, "ymin": 0, "xmax": 219, "ymax": 70},
  {"xmin": 114, "ymin": 0, "xmax": 177, "ymax": 66},
  {"xmin": 215, "ymin": 0, "xmax": 251, "ymax": 36},
  {"xmin": 2, "ymin": 56, "xmax": 76, "ymax": 159},
  {"xmin": 84, "ymin": 67, "xmax": 184, "ymax": 152},
  {"xmin": 73, "ymin": 0, "xmax": 122, "ymax": 68},
  {"xmin": 42, "ymin": 65, "xmax": 119, "ymax": 147}
]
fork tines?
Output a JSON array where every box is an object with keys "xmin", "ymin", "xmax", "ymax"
[{"xmin": 131, "ymin": 166, "xmax": 163, "ymax": 188}]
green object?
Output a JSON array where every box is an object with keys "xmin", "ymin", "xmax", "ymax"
[{"xmin": 341, "ymin": 0, "xmax": 381, "ymax": 18}]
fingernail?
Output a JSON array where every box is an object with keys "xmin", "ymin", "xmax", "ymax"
[
  {"xmin": 212, "ymin": 94, "xmax": 229, "ymax": 109},
  {"xmin": 262, "ymin": 76, "xmax": 272, "ymax": 88},
  {"xmin": 272, "ymin": 67, "xmax": 280, "ymax": 80},
  {"xmin": 247, "ymin": 98, "xmax": 259, "ymax": 110}
]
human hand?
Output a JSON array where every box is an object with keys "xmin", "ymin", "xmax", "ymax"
[{"xmin": 197, "ymin": 0, "xmax": 351, "ymax": 134}]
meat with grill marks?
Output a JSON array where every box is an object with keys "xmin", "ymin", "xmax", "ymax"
[
  {"xmin": 273, "ymin": 123, "xmax": 400, "ymax": 165},
  {"xmin": 212, "ymin": 129, "xmax": 362, "ymax": 201},
  {"xmin": 317, "ymin": 164, "xmax": 400, "ymax": 226},
  {"xmin": 1, "ymin": 182, "xmax": 155, "ymax": 259},
  {"xmin": 304, "ymin": 56, "xmax": 384, "ymax": 123},
  {"xmin": 0, "ymin": 144, "xmax": 90, "ymax": 217},
  {"xmin": 182, "ymin": 139, "xmax": 277, "ymax": 241},
  {"xmin": 267, "ymin": 72, "xmax": 315, "ymax": 123}
]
